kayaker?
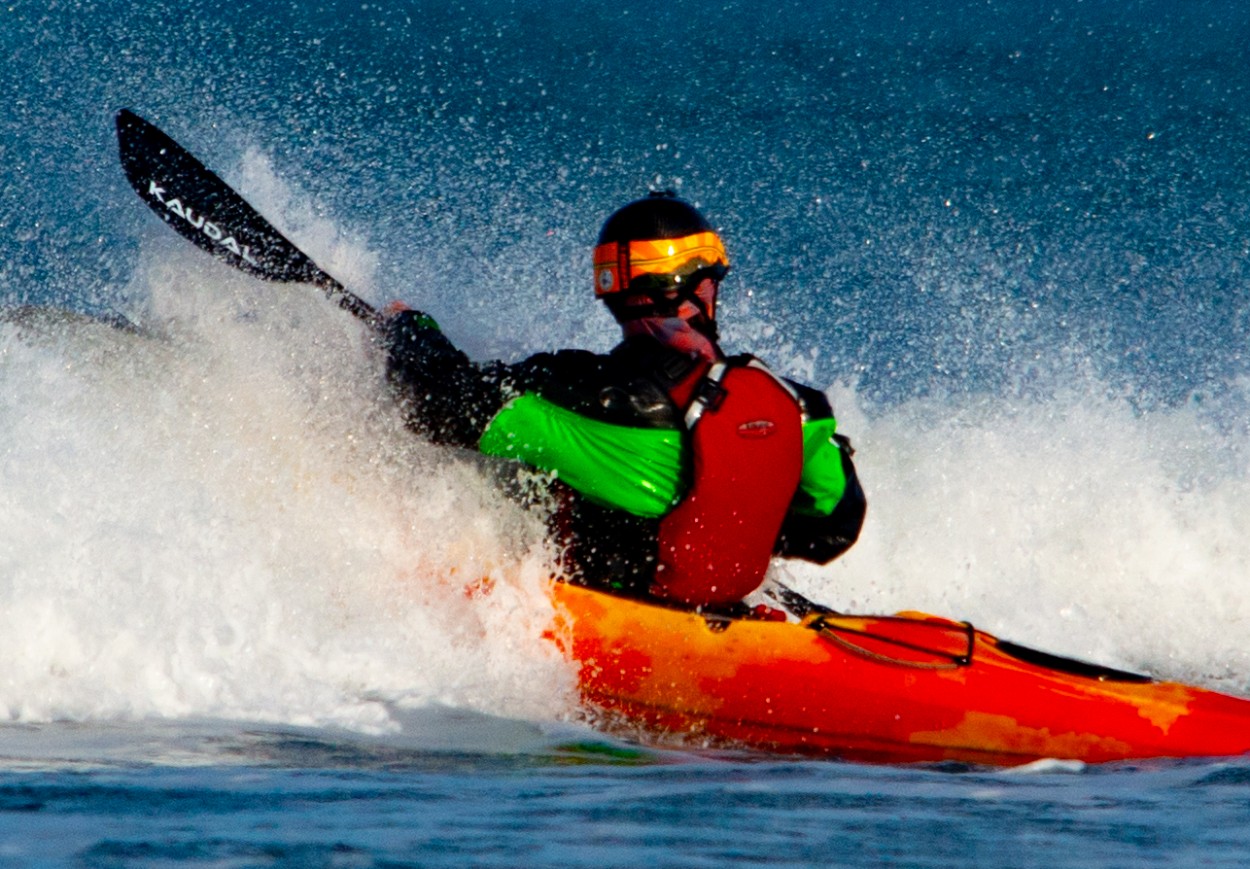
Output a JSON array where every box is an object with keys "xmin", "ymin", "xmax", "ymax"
[{"xmin": 384, "ymin": 191, "xmax": 865, "ymax": 609}]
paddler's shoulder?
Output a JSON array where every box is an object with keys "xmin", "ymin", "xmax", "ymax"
[
  {"xmin": 508, "ymin": 346, "xmax": 609, "ymax": 385},
  {"xmin": 503, "ymin": 340, "xmax": 684, "ymax": 428},
  {"xmin": 786, "ymin": 379, "xmax": 834, "ymax": 420},
  {"xmin": 736, "ymin": 354, "xmax": 835, "ymax": 421}
]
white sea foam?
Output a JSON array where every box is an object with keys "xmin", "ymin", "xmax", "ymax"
[
  {"xmin": 781, "ymin": 377, "xmax": 1250, "ymax": 696},
  {"xmin": 0, "ymin": 236, "xmax": 575, "ymax": 731}
]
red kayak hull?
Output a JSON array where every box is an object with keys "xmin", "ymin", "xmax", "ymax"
[{"xmin": 546, "ymin": 582, "xmax": 1250, "ymax": 766}]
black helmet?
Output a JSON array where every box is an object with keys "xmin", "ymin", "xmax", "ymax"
[{"xmin": 593, "ymin": 191, "xmax": 730, "ymax": 322}]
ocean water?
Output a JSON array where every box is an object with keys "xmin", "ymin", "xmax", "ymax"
[{"xmin": 4, "ymin": 0, "xmax": 1250, "ymax": 864}]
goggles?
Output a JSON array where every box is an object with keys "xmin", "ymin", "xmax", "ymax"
[{"xmin": 594, "ymin": 231, "xmax": 729, "ymax": 298}]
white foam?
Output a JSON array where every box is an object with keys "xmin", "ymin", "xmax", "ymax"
[
  {"xmin": 0, "ymin": 243, "xmax": 576, "ymax": 731},
  {"xmin": 1002, "ymin": 758, "xmax": 1088, "ymax": 776},
  {"xmin": 781, "ymin": 379, "xmax": 1250, "ymax": 696}
]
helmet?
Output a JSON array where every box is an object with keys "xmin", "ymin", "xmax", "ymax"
[{"xmin": 593, "ymin": 191, "xmax": 730, "ymax": 323}]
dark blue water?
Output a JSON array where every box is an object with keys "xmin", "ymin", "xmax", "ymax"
[
  {"xmin": 4, "ymin": 0, "xmax": 1250, "ymax": 864},
  {"xmin": 4, "ymin": 720, "xmax": 1250, "ymax": 868}
]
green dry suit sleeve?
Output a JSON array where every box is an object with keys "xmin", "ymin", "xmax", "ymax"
[
  {"xmin": 791, "ymin": 418, "xmax": 849, "ymax": 516},
  {"xmin": 478, "ymin": 393, "xmax": 684, "ymax": 518}
]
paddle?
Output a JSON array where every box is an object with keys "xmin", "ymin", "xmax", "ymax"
[{"xmin": 114, "ymin": 108, "xmax": 380, "ymax": 328}]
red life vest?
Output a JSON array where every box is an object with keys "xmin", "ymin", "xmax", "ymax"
[{"xmin": 651, "ymin": 358, "xmax": 805, "ymax": 608}]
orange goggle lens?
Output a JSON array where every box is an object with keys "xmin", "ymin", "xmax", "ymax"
[{"xmin": 594, "ymin": 231, "xmax": 729, "ymax": 296}]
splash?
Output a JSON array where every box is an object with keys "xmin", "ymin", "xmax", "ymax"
[
  {"xmin": 782, "ymin": 378, "xmax": 1250, "ymax": 696},
  {"xmin": 0, "ymin": 234, "xmax": 577, "ymax": 730},
  {"xmin": 7, "ymin": 213, "xmax": 1250, "ymax": 735}
]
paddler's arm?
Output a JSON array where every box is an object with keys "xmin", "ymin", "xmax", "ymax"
[
  {"xmin": 774, "ymin": 382, "xmax": 867, "ymax": 564},
  {"xmin": 382, "ymin": 308, "xmax": 510, "ymax": 448}
]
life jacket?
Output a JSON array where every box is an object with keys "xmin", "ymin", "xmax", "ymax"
[{"xmin": 651, "ymin": 356, "xmax": 805, "ymax": 608}]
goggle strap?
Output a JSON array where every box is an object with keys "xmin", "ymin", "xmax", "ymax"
[{"xmin": 618, "ymin": 242, "xmax": 631, "ymax": 293}]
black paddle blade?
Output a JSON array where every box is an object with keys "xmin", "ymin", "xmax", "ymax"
[
  {"xmin": 116, "ymin": 109, "xmax": 379, "ymax": 325},
  {"xmin": 116, "ymin": 109, "xmax": 328, "ymax": 285}
]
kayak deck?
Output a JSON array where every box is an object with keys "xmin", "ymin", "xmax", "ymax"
[{"xmin": 545, "ymin": 582, "xmax": 1250, "ymax": 766}]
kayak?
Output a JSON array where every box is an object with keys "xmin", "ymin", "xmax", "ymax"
[{"xmin": 545, "ymin": 581, "xmax": 1250, "ymax": 766}]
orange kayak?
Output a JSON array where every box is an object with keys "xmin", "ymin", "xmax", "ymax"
[{"xmin": 545, "ymin": 581, "xmax": 1250, "ymax": 766}]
